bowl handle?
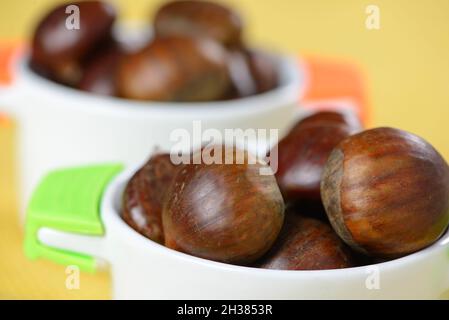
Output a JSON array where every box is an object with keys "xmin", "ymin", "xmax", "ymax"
[{"xmin": 24, "ymin": 164, "xmax": 123, "ymax": 273}]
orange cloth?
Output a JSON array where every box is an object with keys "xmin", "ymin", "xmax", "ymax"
[
  {"xmin": 0, "ymin": 40, "xmax": 23, "ymax": 86},
  {"xmin": 0, "ymin": 41, "xmax": 22, "ymax": 128},
  {"xmin": 301, "ymin": 55, "xmax": 371, "ymax": 126},
  {"xmin": 0, "ymin": 114, "xmax": 10, "ymax": 126}
]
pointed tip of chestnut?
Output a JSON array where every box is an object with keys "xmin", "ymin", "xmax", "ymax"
[{"xmin": 321, "ymin": 127, "xmax": 449, "ymax": 258}]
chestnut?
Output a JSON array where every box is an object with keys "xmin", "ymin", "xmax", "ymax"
[
  {"xmin": 246, "ymin": 49, "xmax": 279, "ymax": 94},
  {"xmin": 295, "ymin": 111, "xmax": 362, "ymax": 131},
  {"xmin": 154, "ymin": 0, "xmax": 243, "ymax": 48},
  {"xmin": 30, "ymin": 1, "xmax": 116, "ymax": 86},
  {"xmin": 273, "ymin": 111, "xmax": 361, "ymax": 203},
  {"xmin": 122, "ymin": 153, "xmax": 178, "ymax": 244},
  {"xmin": 321, "ymin": 127, "xmax": 449, "ymax": 258},
  {"xmin": 226, "ymin": 49, "xmax": 279, "ymax": 99},
  {"xmin": 258, "ymin": 213, "xmax": 355, "ymax": 270},
  {"xmin": 117, "ymin": 36, "xmax": 231, "ymax": 102},
  {"xmin": 162, "ymin": 147, "xmax": 285, "ymax": 265},
  {"xmin": 225, "ymin": 50, "xmax": 258, "ymax": 98},
  {"xmin": 78, "ymin": 45, "xmax": 122, "ymax": 96}
]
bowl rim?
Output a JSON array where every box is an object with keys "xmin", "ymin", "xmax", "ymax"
[{"xmin": 102, "ymin": 163, "xmax": 449, "ymax": 277}]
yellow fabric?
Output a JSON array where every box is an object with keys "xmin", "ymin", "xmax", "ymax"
[{"xmin": 1, "ymin": 0, "xmax": 449, "ymax": 299}]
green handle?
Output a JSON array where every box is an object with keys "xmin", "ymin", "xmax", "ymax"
[{"xmin": 24, "ymin": 164, "xmax": 124, "ymax": 273}]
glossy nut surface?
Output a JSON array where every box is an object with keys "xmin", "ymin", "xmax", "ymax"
[
  {"xmin": 274, "ymin": 112, "xmax": 359, "ymax": 202},
  {"xmin": 225, "ymin": 49, "xmax": 258, "ymax": 98},
  {"xmin": 154, "ymin": 0, "xmax": 243, "ymax": 48},
  {"xmin": 163, "ymin": 147, "xmax": 285, "ymax": 265},
  {"xmin": 246, "ymin": 49, "xmax": 279, "ymax": 94},
  {"xmin": 226, "ymin": 49, "xmax": 279, "ymax": 99},
  {"xmin": 258, "ymin": 213, "xmax": 355, "ymax": 270},
  {"xmin": 321, "ymin": 127, "xmax": 449, "ymax": 258},
  {"xmin": 78, "ymin": 44, "xmax": 122, "ymax": 96},
  {"xmin": 122, "ymin": 153, "xmax": 178, "ymax": 244},
  {"xmin": 117, "ymin": 36, "xmax": 230, "ymax": 101},
  {"xmin": 30, "ymin": 1, "xmax": 116, "ymax": 86},
  {"xmin": 295, "ymin": 111, "xmax": 362, "ymax": 131}
]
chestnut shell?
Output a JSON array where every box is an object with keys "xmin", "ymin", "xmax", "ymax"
[
  {"xmin": 163, "ymin": 148, "xmax": 285, "ymax": 265},
  {"xmin": 226, "ymin": 49, "xmax": 279, "ymax": 99},
  {"xmin": 117, "ymin": 36, "xmax": 230, "ymax": 102},
  {"xmin": 225, "ymin": 49, "xmax": 258, "ymax": 98},
  {"xmin": 258, "ymin": 213, "xmax": 355, "ymax": 270},
  {"xmin": 30, "ymin": 1, "xmax": 116, "ymax": 86},
  {"xmin": 246, "ymin": 49, "xmax": 279, "ymax": 94},
  {"xmin": 321, "ymin": 127, "xmax": 449, "ymax": 258},
  {"xmin": 274, "ymin": 113, "xmax": 358, "ymax": 202},
  {"xmin": 78, "ymin": 44, "xmax": 122, "ymax": 96},
  {"xmin": 295, "ymin": 111, "xmax": 362, "ymax": 131},
  {"xmin": 154, "ymin": 0, "xmax": 243, "ymax": 48},
  {"xmin": 122, "ymin": 153, "xmax": 178, "ymax": 244}
]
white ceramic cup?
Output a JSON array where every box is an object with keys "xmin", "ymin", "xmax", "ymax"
[
  {"xmin": 33, "ymin": 163, "xmax": 449, "ymax": 300},
  {"xmin": 0, "ymin": 48, "xmax": 302, "ymax": 218}
]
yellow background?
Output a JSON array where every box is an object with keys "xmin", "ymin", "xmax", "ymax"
[{"xmin": 1, "ymin": 0, "xmax": 449, "ymax": 299}]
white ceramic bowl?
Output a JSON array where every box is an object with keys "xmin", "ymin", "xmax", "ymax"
[
  {"xmin": 33, "ymin": 163, "xmax": 449, "ymax": 300},
  {"xmin": 0, "ymin": 49, "xmax": 302, "ymax": 217}
]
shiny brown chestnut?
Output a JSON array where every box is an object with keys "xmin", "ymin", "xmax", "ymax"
[
  {"xmin": 226, "ymin": 49, "xmax": 279, "ymax": 99},
  {"xmin": 246, "ymin": 49, "xmax": 279, "ymax": 94},
  {"xmin": 163, "ymin": 147, "xmax": 285, "ymax": 265},
  {"xmin": 79, "ymin": 45, "xmax": 122, "ymax": 96},
  {"xmin": 321, "ymin": 127, "xmax": 449, "ymax": 258},
  {"xmin": 117, "ymin": 36, "xmax": 230, "ymax": 102},
  {"xmin": 295, "ymin": 111, "xmax": 362, "ymax": 131},
  {"xmin": 258, "ymin": 213, "xmax": 355, "ymax": 270},
  {"xmin": 225, "ymin": 50, "xmax": 258, "ymax": 98},
  {"xmin": 154, "ymin": 0, "xmax": 243, "ymax": 48},
  {"xmin": 30, "ymin": 1, "xmax": 116, "ymax": 86},
  {"xmin": 273, "ymin": 111, "xmax": 361, "ymax": 202},
  {"xmin": 122, "ymin": 153, "xmax": 178, "ymax": 244}
]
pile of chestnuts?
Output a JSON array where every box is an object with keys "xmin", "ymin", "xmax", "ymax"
[
  {"xmin": 30, "ymin": 0, "xmax": 279, "ymax": 101},
  {"xmin": 122, "ymin": 111, "xmax": 449, "ymax": 270}
]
